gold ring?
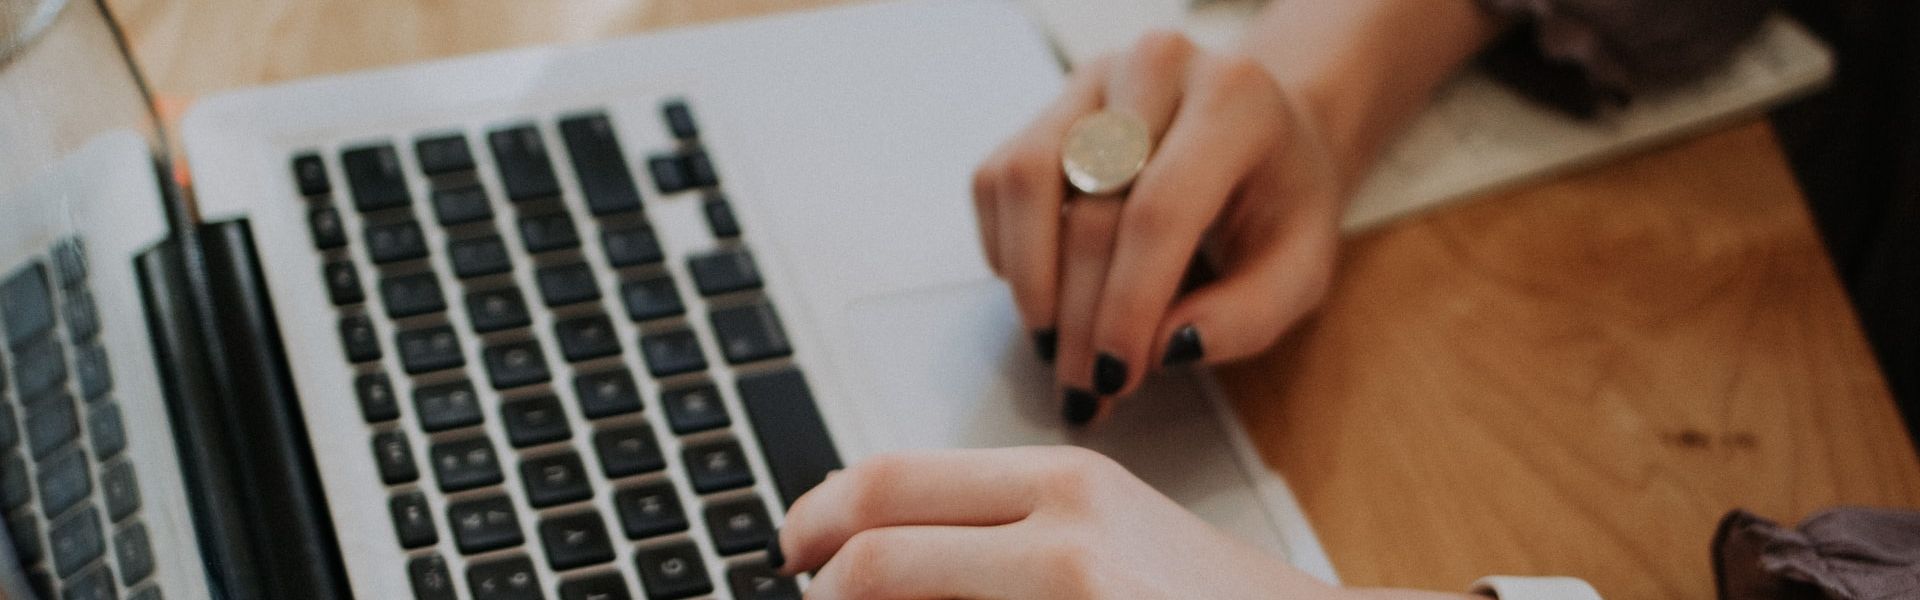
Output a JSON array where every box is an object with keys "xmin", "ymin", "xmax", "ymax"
[{"xmin": 1061, "ymin": 109, "xmax": 1151, "ymax": 196}]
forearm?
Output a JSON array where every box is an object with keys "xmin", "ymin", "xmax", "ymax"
[{"xmin": 1237, "ymin": 0, "xmax": 1505, "ymax": 192}]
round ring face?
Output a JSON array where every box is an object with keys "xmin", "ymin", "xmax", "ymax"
[{"xmin": 1061, "ymin": 110, "xmax": 1151, "ymax": 196}]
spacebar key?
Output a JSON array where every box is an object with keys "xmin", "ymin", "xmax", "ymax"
[{"xmin": 735, "ymin": 368, "xmax": 843, "ymax": 507}]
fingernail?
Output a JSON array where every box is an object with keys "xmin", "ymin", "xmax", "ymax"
[
  {"xmin": 1093, "ymin": 353, "xmax": 1127, "ymax": 396},
  {"xmin": 767, "ymin": 527, "xmax": 786, "ymax": 571},
  {"xmin": 1031, "ymin": 328, "xmax": 1058, "ymax": 363},
  {"xmin": 1161, "ymin": 325, "xmax": 1205, "ymax": 367},
  {"xmin": 1063, "ymin": 388, "xmax": 1099, "ymax": 425}
]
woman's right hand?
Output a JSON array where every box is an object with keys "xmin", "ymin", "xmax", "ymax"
[{"xmin": 971, "ymin": 31, "xmax": 1347, "ymax": 423}]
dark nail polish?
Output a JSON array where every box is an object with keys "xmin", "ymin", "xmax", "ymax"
[
  {"xmin": 1032, "ymin": 328, "xmax": 1058, "ymax": 363},
  {"xmin": 1063, "ymin": 389, "xmax": 1099, "ymax": 425},
  {"xmin": 1093, "ymin": 353, "xmax": 1128, "ymax": 396},
  {"xmin": 1161, "ymin": 325, "xmax": 1205, "ymax": 367},
  {"xmin": 766, "ymin": 528, "xmax": 786, "ymax": 570}
]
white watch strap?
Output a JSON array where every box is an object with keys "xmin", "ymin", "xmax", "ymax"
[{"xmin": 1471, "ymin": 576, "xmax": 1603, "ymax": 600}]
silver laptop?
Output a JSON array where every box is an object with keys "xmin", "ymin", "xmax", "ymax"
[{"xmin": 0, "ymin": 0, "xmax": 1331, "ymax": 598}]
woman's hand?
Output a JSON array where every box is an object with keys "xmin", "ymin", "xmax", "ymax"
[
  {"xmin": 971, "ymin": 31, "xmax": 1345, "ymax": 422},
  {"xmin": 773, "ymin": 446, "xmax": 1342, "ymax": 599}
]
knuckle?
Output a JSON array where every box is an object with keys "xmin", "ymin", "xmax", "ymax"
[
  {"xmin": 1038, "ymin": 536, "xmax": 1099, "ymax": 594},
  {"xmin": 1002, "ymin": 147, "xmax": 1058, "ymax": 199},
  {"xmin": 834, "ymin": 531, "xmax": 895, "ymax": 595},
  {"xmin": 1038, "ymin": 447, "xmax": 1120, "ymax": 507},
  {"xmin": 842, "ymin": 455, "xmax": 906, "ymax": 520},
  {"xmin": 1129, "ymin": 29, "xmax": 1194, "ymax": 73},
  {"xmin": 1193, "ymin": 53, "xmax": 1274, "ymax": 110},
  {"xmin": 971, "ymin": 161, "xmax": 1002, "ymax": 206}
]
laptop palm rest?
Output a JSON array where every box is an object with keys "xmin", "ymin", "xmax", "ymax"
[{"xmin": 838, "ymin": 279, "xmax": 1293, "ymax": 559}]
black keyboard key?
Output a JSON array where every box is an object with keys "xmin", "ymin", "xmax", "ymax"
[
  {"xmin": 372, "ymin": 431, "xmax": 420, "ymax": 485},
  {"xmin": 466, "ymin": 554, "xmax": 542, "ymax": 600},
  {"xmin": 448, "ymin": 495, "xmax": 523, "ymax": 555},
  {"xmin": 390, "ymin": 491, "xmax": 439, "ymax": 549},
  {"xmin": 687, "ymin": 248, "xmax": 762, "ymax": 296},
  {"xmin": 703, "ymin": 194, "xmax": 740, "ymax": 239},
  {"xmin": 483, "ymin": 340, "xmax": 551, "ymax": 390},
  {"xmin": 340, "ymin": 315, "xmax": 382, "ymax": 363},
  {"xmin": 64, "ymin": 566, "xmax": 114, "ymax": 600},
  {"xmin": 8, "ymin": 510, "xmax": 40, "ymax": 563},
  {"xmin": 683, "ymin": 149, "xmax": 717, "ymax": 188},
  {"xmin": 382, "ymin": 273, "xmax": 447, "ymax": 319},
  {"xmin": 1, "ymin": 263, "xmax": 54, "ymax": 349},
  {"xmin": 662, "ymin": 383, "xmax": 728, "ymax": 435},
  {"xmin": 737, "ymin": 369, "xmax": 842, "ymax": 507},
  {"xmin": 70, "ymin": 343, "xmax": 110, "ymax": 402},
  {"xmin": 619, "ymin": 274, "xmax": 682, "ymax": 323},
  {"xmin": 519, "ymin": 212, "xmax": 581, "ymax": 254},
  {"xmin": 397, "ymin": 325, "xmax": 465, "ymax": 375},
  {"xmin": 292, "ymin": 153, "xmax": 330, "ymax": 196},
  {"xmin": 74, "ymin": 342, "xmax": 112, "ymax": 401},
  {"xmin": 355, "ymin": 372, "xmax": 400, "ymax": 423},
  {"xmin": 115, "ymin": 520, "xmax": 155, "ymax": 584},
  {"xmin": 432, "ymin": 185, "xmax": 494, "ymax": 226},
  {"xmin": 593, "ymin": 425, "xmax": 664, "ymax": 478},
  {"xmin": 39, "ymin": 445, "xmax": 90, "ymax": 516},
  {"xmin": 647, "ymin": 155, "xmax": 692, "ymax": 195},
  {"xmin": 520, "ymin": 452, "xmax": 591, "ymax": 508},
  {"xmin": 559, "ymin": 114, "xmax": 643, "ymax": 216},
  {"xmin": 65, "ymin": 287, "xmax": 100, "ymax": 343},
  {"xmin": 662, "ymin": 100, "xmax": 698, "ymax": 141},
  {"xmin": 310, "ymin": 205, "xmax": 348, "ymax": 250},
  {"xmin": 639, "ymin": 328, "xmax": 706, "ymax": 378},
  {"xmin": 489, "ymin": 125, "xmax": 561, "ymax": 202},
  {"xmin": 466, "ymin": 288, "xmax": 532, "ymax": 333},
  {"xmin": 601, "ymin": 225, "xmax": 663, "ymax": 268},
  {"xmin": 89, "ymin": 403, "xmax": 126, "ymax": 460},
  {"xmin": 573, "ymin": 370, "xmax": 641, "ymax": 419},
  {"xmin": 408, "ymin": 554, "xmax": 458, "ymax": 600},
  {"xmin": 709, "ymin": 303, "xmax": 792, "ymax": 365},
  {"xmin": 536, "ymin": 263, "xmax": 600, "ymax": 307},
  {"xmin": 450, "ymin": 236, "xmax": 514, "ymax": 279},
  {"xmin": 429, "ymin": 437, "xmax": 502, "ymax": 492},
  {"xmin": 323, "ymin": 262, "xmax": 365, "ymax": 306},
  {"xmin": 555, "ymin": 314, "xmax": 620, "ymax": 363},
  {"xmin": 49, "ymin": 505, "xmax": 102, "ymax": 577},
  {"xmin": 341, "ymin": 144, "xmax": 412, "ymax": 212},
  {"xmin": 1, "ymin": 453, "xmax": 27, "ymax": 509},
  {"xmin": 501, "ymin": 396, "xmax": 571, "ymax": 448},
  {"xmin": 51, "ymin": 238, "xmax": 85, "ymax": 289},
  {"xmin": 635, "ymin": 541, "xmax": 712, "ymax": 600},
  {"xmin": 414, "ymin": 380, "xmax": 484, "ymax": 432},
  {"xmin": 682, "ymin": 439, "xmax": 753, "ymax": 494},
  {"xmin": 13, "ymin": 336, "xmax": 65, "ymax": 401},
  {"xmin": 101, "ymin": 460, "xmax": 140, "ymax": 523},
  {"xmin": 559, "ymin": 572, "xmax": 631, "ymax": 600},
  {"xmin": 127, "ymin": 585, "xmax": 160, "ymax": 600},
  {"xmin": 728, "ymin": 563, "xmax": 800, "ymax": 600},
  {"xmin": 366, "ymin": 221, "xmax": 430, "ymax": 264},
  {"xmin": 25, "ymin": 392, "xmax": 78, "ymax": 459},
  {"xmin": 612, "ymin": 482, "xmax": 686, "ymax": 540},
  {"xmin": 416, "ymin": 134, "xmax": 475, "ymax": 175},
  {"xmin": 704, "ymin": 496, "xmax": 773, "ymax": 555},
  {"xmin": 539, "ymin": 511, "xmax": 615, "ymax": 571}
]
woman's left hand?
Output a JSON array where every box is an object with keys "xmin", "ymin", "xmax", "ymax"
[{"xmin": 773, "ymin": 446, "xmax": 1344, "ymax": 599}]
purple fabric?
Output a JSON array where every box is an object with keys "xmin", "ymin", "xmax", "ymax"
[
  {"xmin": 1474, "ymin": 0, "xmax": 1776, "ymax": 114},
  {"xmin": 1713, "ymin": 507, "xmax": 1920, "ymax": 600}
]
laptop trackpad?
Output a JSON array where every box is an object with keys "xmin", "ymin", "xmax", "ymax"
[{"xmin": 838, "ymin": 280, "xmax": 1290, "ymax": 555}]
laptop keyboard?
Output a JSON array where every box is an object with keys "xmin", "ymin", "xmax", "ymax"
[
  {"xmin": 294, "ymin": 100, "xmax": 838, "ymax": 600},
  {"xmin": 1, "ymin": 239, "xmax": 160, "ymax": 600}
]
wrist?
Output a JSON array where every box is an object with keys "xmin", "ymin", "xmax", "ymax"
[{"xmin": 1235, "ymin": 0, "xmax": 1504, "ymax": 192}]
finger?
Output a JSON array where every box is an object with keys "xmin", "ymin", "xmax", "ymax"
[
  {"xmin": 1052, "ymin": 197, "xmax": 1123, "ymax": 425},
  {"xmin": 1153, "ymin": 180, "xmax": 1340, "ymax": 367},
  {"xmin": 776, "ymin": 448, "xmax": 1053, "ymax": 574},
  {"xmin": 805, "ymin": 525, "xmax": 1039, "ymax": 600},
  {"xmin": 972, "ymin": 147, "xmax": 1009, "ymax": 276},
  {"xmin": 995, "ymin": 57, "xmax": 1112, "ymax": 337},
  {"xmin": 1103, "ymin": 30, "xmax": 1196, "ymax": 146},
  {"xmin": 1089, "ymin": 56, "xmax": 1283, "ymax": 397}
]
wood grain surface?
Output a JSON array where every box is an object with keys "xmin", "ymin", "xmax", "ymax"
[{"xmin": 109, "ymin": 1, "xmax": 1920, "ymax": 597}]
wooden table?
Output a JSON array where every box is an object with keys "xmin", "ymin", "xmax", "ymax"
[{"xmin": 113, "ymin": 1, "xmax": 1920, "ymax": 597}]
